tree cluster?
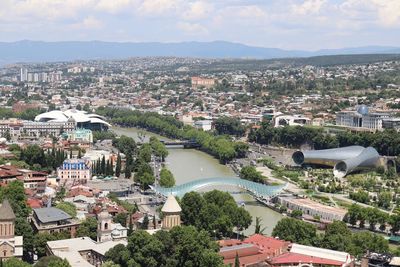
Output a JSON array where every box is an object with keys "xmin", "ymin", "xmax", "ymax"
[
  {"xmin": 92, "ymin": 155, "xmax": 114, "ymax": 177},
  {"xmin": 159, "ymin": 168, "xmax": 175, "ymax": 187},
  {"xmin": 272, "ymin": 218, "xmax": 388, "ymax": 258},
  {"xmin": 96, "ymin": 107, "xmax": 248, "ymax": 163},
  {"xmin": 344, "ymin": 204, "xmax": 389, "ymax": 231},
  {"xmin": 214, "ymin": 116, "xmax": 246, "ymax": 137},
  {"xmin": 249, "ymin": 123, "xmax": 400, "ymax": 158},
  {"xmin": 20, "ymin": 145, "xmax": 67, "ymax": 172},
  {"xmin": 105, "ymin": 226, "xmax": 223, "ymax": 267},
  {"xmin": 239, "ymin": 166, "xmax": 264, "ymax": 183},
  {"xmin": 180, "ymin": 190, "xmax": 252, "ymax": 238}
]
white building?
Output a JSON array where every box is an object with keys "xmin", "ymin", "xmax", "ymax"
[
  {"xmin": 278, "ymin": 196, "xmax": 347, "ymax": 222},
  {"xmin": 20, "ymin": 68, "xmax": 28, "ymax": 82},
  {"xmin": 273, "ymin": 115, "xmax": 310, "ymax": 127},
  {"xmin": 194, "ymin": 120, "xmax": 212, "ymax": 131},
  {"xmin": 336, "ymin": 105, "xmax": 392, "ymax": 131},
  {"xmin": 0, "ymin": 119, "xmax": 75, "ymax": 139},
  {"xmin": 47, "ymin": 237, "xmax": 127, "ymax": 267},
  {"xmin": 35, "ymin": 109, "xmax": 110, "ymax": 131}
]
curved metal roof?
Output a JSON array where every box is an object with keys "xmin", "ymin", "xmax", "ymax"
[
  {"xmin": 151, "ymin": 177, "xmax": 286, "ymax": 198},
  {"xmin": 35, "ymin": 109, "xmax": 110, "ymax": 127}
]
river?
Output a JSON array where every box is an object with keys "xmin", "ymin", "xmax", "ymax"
[{"xmin": 112, "ymin": 126, "xmax": 283, "ymax": 236}]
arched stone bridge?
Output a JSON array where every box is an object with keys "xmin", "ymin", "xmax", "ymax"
[{"xmin": 150, "ymin": 177, "xmax": 286, "ymax": 198}]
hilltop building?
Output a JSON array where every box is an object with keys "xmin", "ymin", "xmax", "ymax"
[
  {"xmin": 336, "ymin": 105, "xmax": 396, "ymax": 131},
  {"xmin": 0, "ymin": 199, "xmax": 23, "ymax": 260},
  {"xmin": 161, "ymin": 195, "xmax": 181, "ymax": 230}
]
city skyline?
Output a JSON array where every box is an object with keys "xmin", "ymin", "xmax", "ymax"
[{"xmin": 0, "ymin": 0, "xmax": 399, "ymax": 50}]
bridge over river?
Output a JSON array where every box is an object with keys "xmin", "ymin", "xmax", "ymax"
[{"xmin": 150, "ymin": 177, "xmax": 286, "ymax": 198}]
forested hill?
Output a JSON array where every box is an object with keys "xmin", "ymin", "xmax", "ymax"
[
  {"xmin": 292, "ymin": 54, "xmax": 400, "ymax": 67},
  {"xmin": 196, "ymin": 54, "xmax": 400, "ymax": 72}
]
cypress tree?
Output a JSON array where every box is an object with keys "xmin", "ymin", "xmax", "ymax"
[
  {"xmin": 234, "ymin": 252, "xmax": 240, "ymax": 267},
  {"xmin": 101, "ymin": 155, "xmax": 106, "ymax": 175},
  {"xmin": 115, "ymin": 153, "xmax": 122, "ymax": 177}
]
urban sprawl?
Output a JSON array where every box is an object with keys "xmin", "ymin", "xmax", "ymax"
[{"xmin": 0, "ymin": 56, "xmax": 400, "ymax": 267}]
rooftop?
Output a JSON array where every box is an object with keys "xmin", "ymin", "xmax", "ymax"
[
  {"xmin": 0, "ymin": 199, "xmax": 15, "ymax": 221},
  {"xmin": 47, "ymin": 237, "xmax": 127, "ymax": 267},
  {"xmin": 33, "ymin": 207, "xmax": 72, "ymax": 223},
  {"xmin": 161, "ymin": 194, "xmax": 182, "ymax": 213}
]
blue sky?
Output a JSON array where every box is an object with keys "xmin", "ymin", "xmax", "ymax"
[{"xmin": 0, "ymin": 0, "xmax": 399, "ymax": 50}]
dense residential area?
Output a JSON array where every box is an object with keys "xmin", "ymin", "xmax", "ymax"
[{"xmin": 0, "ymin": 54, "xmax": 400, "ymax": 267}]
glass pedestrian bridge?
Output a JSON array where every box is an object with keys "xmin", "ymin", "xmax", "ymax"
[{"xmin": 150, "ymin": 177, "xmax": 286, "ymax": 198}]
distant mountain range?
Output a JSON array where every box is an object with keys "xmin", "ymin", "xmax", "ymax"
[{"xmin": 0, "ymin": 40, "xmax": 399, "ymax": 64}]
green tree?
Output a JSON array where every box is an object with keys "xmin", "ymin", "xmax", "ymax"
[
  {"xmin": 378, "ymin": 191, "xmax": 392, "ymax": 209},
  {"xmin": 101, "ymin": 155, "xmax": 106, "ymax": 175},
  {"xmin": 150, "ymin": 136, "xmax": 169, "ymax": 161},
  {"xmin": 56, "ymin": 202, "xmax": 77, "ymax": 218},
  {"xmin": 159, "ymin": 168, "xmax": 175, "ymax": 188},
  {"xmin": 239, "ymin": 166, "xmax": 264, "ymax": 183},
  {"xmin": 142, "ymin": 214, "xmax": 149, "ymax": 229},
  {"xmin": 34, "ymin": 232, "xmax": 70, "ymax": 258},
  {"xmin": 234, "ymin": 252, "xmax": 240, "ymax": 267},
  {"xmin": 137, "ymin": 172, "xmax": 155, "ymax": 190},
  {"xmin": 48, "ymin": 258, "xmax": 71, "ymax": 267},
  {"xmin": 254, "ymin": 216, "xmax": 267, "ymax": 234},
  {"xmin": 76, "ymin": 217, "xmax": 98, "ymax": 241},
  {"xmin": 35, "ymin": 255, "xmax": 71, "ymax": 267},
  {"xmin": 138, "ymin": 143, "xmax": 152, "ymax": 163},
  {"xmin": 102, "ymin": 261, "xmax": 121, "ymax": 267},
  {"xmin": 181, "ymin": 190, "xmax": 251, "ymax": 238},
  {"xmin": 114, "ymin": 213, "xmax": 128, "ymax": 227},
  {"xmin": 181, "ymin": 192, "xmax": 206, "ymax": 227},
  {"xmin": 113, "ymin": 135, "xmax": 136, "ymax": 156},
  {"xmin": 271, "ymin": 217, "xmax": 317, "ymax": 245},
  {"xmin": 291, "ymin": 210, "xmax": 303, "ymax": 218},
  {"xmin": 115, "ymin": 153, "xmax": 122, "ymax": 177},
  {"xmin": 348, "ymin": 231, "xmax": 389, "ymax": 258},
  {"xmin": 3, "ymin": 258, "xmax": 31, "ymax": 267},
  {"xmin": 321, "ymin": 221, "xmax": 352, "ymax": 252}
]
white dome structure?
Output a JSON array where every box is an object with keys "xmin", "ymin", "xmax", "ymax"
[{"xmin": 35, "ymin": 109, "xmax": 111, "ymax": 131}]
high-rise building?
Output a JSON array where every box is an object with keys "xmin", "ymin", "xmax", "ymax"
[
  {"xmin": 20, "ymin": 68, "xmax": 28, "ymax": 82},
  {"xmin": 27, "ymin": 73, "xmax": 33, "ymax": 82}
]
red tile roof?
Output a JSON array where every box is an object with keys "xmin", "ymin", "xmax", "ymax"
[
  {"xmin": 271, "ymin": 252, "xmax": 345, "ymax": 266},
  {"xmin": 244, "ymin": 234, "xmax": 290, "ymax": 256},
  {"xmin": 27, "ymin": 198, "xmax": 43, "ymax": 209}
]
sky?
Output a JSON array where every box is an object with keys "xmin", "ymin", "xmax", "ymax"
[{"xmin": 0, "ymin": 0, "xmax": 399, "ymax": 50}]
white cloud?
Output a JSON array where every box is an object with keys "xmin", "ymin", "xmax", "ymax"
[
  {"xmin": 69, "ymin": 16, "xmax": 103, "ymax": 30},
  {"xmin": 14, "ymin": 0, "xmax": 94, "ymax": 20},
  {"xmin": 182, "ymin": 1, "xmax": 213, "ymax": 21},
  {"xmin": 291, "ymin": 0, "xmax": 326, "ymax": 15},
  {"xmin": 177, "ymin": 22, "xmax": 208, "ymax": 35},
  {"xmin": 371, "ymin": 0, "xmax": 400, "ymax": 27},
  {"xmin": 138, "ymin": 0, "xmax": 182, "ymax": 16},
  {"xmin": 237, "ymin": 5, "xmax": 266, "ymax": 19},
  {"xmin": 96, "ymin": 0, "xmax": 137, "ymax": 14}
]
